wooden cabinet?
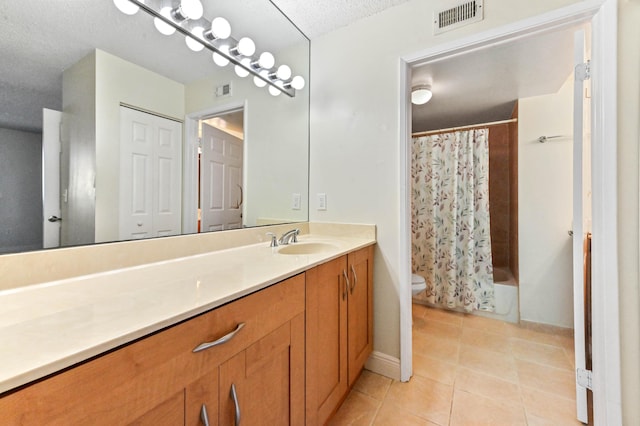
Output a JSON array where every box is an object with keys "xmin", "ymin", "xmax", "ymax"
[
  {"xmin": 0, "ymin": 244, "xmax": 375, "ymax": 426},
  {"xmin": 306, "ymin": 245, "xmax": 374, "ymax": 425},
  {"xmin": 305, "ymin": 255, "xmax": 348, "ymax": 425},
  {"xmin": 0, "ymin": 274, "xmax": 305, "ymax": 426},
  {"xmin": 219, "ymin": 316, "xmax": 305, "ymax": 425}
]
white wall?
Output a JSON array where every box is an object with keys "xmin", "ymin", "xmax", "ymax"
[
  {"xmin": 518, "ymin": 75, "xmax": 574, "ymax": 328},
  {"xmin": 309, "ymin": 0, "xmax": 581, "ymax": 360},
  {"xmin": 185, "ymin": 41, "xmax": 309, "ymax": 227},
  {"xmin": 94, "ymin": 49, "xmax": 185, "ymax": 242},
  {"xmin": 62, "ymin": 53, "xmax": 97, "ymax": 247}
]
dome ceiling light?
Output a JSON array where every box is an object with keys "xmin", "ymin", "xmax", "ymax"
[{"xmin": 411, "ymin": 85, "xmax": 433, "ymax": 105}]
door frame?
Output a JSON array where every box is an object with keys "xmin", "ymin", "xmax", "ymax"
[
  {"xmin": 397, "ymin": 0, "xmax": 620, "ymax": 424},
  {"xmin": 183, "ymin": 101, "xmax": 247, "ymax": 234}
]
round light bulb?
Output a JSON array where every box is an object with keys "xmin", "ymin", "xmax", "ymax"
[
  {"xmin": 268, "ymin": 85, "xmax": 282, "ymax": 97},
  {"xmin": 213, "ymin": 45, "xmax": 230, "ymax": 67},
  {"xmin": 185, "ymin": 27, "xmax": 205, "ymax": 51},
  {"xmin": 154, "ymin": 7, "xmax": 176, "ymax": 36},
  {"xmin": 411, "ymin": 86, "xmax": 433, "ymax": 105},
  {"xmin": 258, "ymin": 52, "xmax": 275, "ymax": 70},
  {"xmin": 113, "ymin": 0, "xmax": 139, "ymax": 15},
  {"xmin": 236, "ymin": 37, "xmax": 255, "ymax": 57},
  {"xmin": 253, "ymin": 76, "xmax": 267, "ymax": 88},
  {"xmin": 276, "ymin": 64, "xmax": 292, "ymax": 80},
  {"xmin": 210, "ymin": 17, "xmax": 231, "ymax": 39},
  {"xmin": 253, "ymin": 70, "xmax": 270, "ymax": 88},
  {"xmin": 290, "ymin": 76, "xmax": 305, "ymax": 90},
  {"xmin": 178, "ymin": 0, "xmax": 203, "ymax": 20},
  {"xmin": 234, "ymin": 58, "xmax": 251, "ymax": 78}
]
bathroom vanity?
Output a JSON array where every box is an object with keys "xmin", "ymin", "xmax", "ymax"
[{"xmin": 0, "ymin": 225, "xmax": 375, "ymax": 425}]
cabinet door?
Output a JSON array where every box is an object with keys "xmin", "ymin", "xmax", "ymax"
[
  {"xmin": 305, "ymin": 256, "xmax": 349, "ymax": 425},
  {"xmin": 219, "ymin": 315, "xmax": 304, "ymax": 425},
  {"xmin": 129, "ymin": 391, "xmax": 185, "ymax": 426},
  {"xmin": 186, "ymin": 371, "xmax": 218, "ymax": 426},
  {"xmin": 347, "ymin": 245, "xmax": 374, "ymax": 387}
]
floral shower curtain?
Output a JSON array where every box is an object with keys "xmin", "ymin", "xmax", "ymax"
[{"xmin": 411, "ymin": 129, "xmax": 495, "ymax": 312}]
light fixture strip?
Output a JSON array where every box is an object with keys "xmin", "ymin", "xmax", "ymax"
[{"xmin": 127, "ymin": 0, "xmax": 295, "ymax": 97}]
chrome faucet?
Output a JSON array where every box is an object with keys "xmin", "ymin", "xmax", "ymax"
[
  {"xmin": 278, "ymin": 228, "xmax": 299, "ymax": 245},
  {"xmin": 266, "ymin": 232, "xmax": 279, "ymax": 247}
]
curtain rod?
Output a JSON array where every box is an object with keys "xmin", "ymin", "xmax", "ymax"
[{"xmin": 412, "ymin": 118, "xmax": 518, "ymax": 137}]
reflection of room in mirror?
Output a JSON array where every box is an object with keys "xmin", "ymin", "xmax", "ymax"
[
  {"xmin": 0, "ymin": 0, "xmax": 310, "ymax": 255},
  {"xmin": 199, "ymin": 109, "xmax": 245, "ymax": 233}
]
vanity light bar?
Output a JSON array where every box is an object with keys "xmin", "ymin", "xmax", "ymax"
[{"xmin": 120, "ymin": 0, "xmax": 298, "ymax": 97}]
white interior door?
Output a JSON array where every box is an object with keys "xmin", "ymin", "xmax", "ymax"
[
  {"xmin": 42, "ymin": 108, "xmax": 62, "ymax": 248},
  {"xmin": 119, "ymin": 107, "xmax": 182, "ymax": 240},
  {"xmin": 572, "ymin": 28, "xmax": 589, "ymax": 424},
  {"xmin": 200, "ymin": 123, "xmax": 243, "ymax": 232}
]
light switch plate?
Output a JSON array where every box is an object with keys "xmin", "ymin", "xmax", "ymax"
[
  {"xmin": 317, "ymin": 193, "xmax": 327, "ymax": 210},
  {"xmin": 292, "ymin": 193, "xmax": 301, "ymax": 210}
]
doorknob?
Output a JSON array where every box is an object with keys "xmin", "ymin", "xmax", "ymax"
[{"xmin": 47, "ymin": 215, "xmax": 62, "ymax": 222}]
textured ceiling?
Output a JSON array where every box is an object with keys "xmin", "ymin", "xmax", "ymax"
[{"xmin": 270, "ymin": 0, "xmax": 411, "ymax": 38}]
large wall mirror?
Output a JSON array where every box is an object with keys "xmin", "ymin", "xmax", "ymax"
[{"xmin": 0, "ymin": 0, "xmax": 309, "ymax": 255}]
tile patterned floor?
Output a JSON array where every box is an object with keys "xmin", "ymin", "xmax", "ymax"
[{"xmin": 328, "ymin": 304, "xmax": 582, "ymax": 426}]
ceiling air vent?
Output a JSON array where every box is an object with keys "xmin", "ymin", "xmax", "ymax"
[{"xmin": 434, "ymin": 0, "xmax": 484, "ymax": 34}]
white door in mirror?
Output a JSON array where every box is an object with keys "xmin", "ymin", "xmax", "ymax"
[
  {"xmin": 119, "ymin": 107, "xmax": 183, "ymax": 240},
  {"xmin": 42, "ymin": 108, "xmax": 62, "ymax": 249},
  {"xmin": 200, "ymin": 123, "xmax": 243, "ymax": 231}
]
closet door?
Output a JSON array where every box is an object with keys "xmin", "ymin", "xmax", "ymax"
[{"xmin": 119, "ymin": 106, "xmax": 182, "ymax": 240}]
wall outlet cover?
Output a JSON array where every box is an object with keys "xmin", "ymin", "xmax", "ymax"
[
  {"xmin": 317, "ymin": 193, "xmax": 327, "ymax": 210},
  {"xmin": 292, "ymin": 193, "xmax": 301, "ymax": 210}
]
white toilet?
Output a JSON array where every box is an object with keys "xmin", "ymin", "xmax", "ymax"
[{"xmin": 412, "ymin": 273, "xmax": 427, "ymax": 296}]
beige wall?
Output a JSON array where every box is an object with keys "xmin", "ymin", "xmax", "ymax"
[
  {"xmin": 518, "ymin": 74, "xmax": 574, "ymax": 328},
  {"xmin": 309, "ymin": 0, "xmax": 639, "ymax": 419},
  {"xmin": 309, "ymin": 0, "xmax": 580, "ymax": 361},
  {"xmin": 617, "ymin": 0, "xmax": 640, "ymax": 422}
]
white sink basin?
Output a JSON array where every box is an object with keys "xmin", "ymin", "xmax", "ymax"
[{"xmin": 277, "ymin": 242, "xmax": 338, "ymax": 255}]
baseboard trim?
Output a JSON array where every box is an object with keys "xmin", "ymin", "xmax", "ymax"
[{"xmin": 364, "ymin": 351, "xmax": 401, "ymax": 381}]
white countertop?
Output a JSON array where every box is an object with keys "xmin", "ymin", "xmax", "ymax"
[{"xmin": 0, "ymin": 233, "xmax": 375, "ymax": 394}]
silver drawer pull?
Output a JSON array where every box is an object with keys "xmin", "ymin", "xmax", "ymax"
[
  {"xmin": 350, "ymin": 264, "xmax": 358, "ymax": 294},
  {"xmin": 193, "ymin": 322, "xmax": 246, "ymax": 353},
  {"xmin": 200, "ymin": 404, "xmax": 210, "ymax": 426},
  {"xmin": 342, "ymin": 270, "xmax": 349, "ymax": 301},
  {"xmin": 230, "ymin": 383, "xmax": 241, "ymax": 425}
]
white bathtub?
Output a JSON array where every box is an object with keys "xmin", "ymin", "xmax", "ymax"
[{"xmin": 413, "ymin": 267, "xmax": 519, "ymax": 323}]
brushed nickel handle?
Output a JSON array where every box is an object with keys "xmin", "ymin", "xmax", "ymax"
[
  {"xmin": 200, "ymin": 404, "xmax": 210, "ymax": 426},
  {"xmin": 47, "ymin": 215, "xmax": 62, "ymax": 222},
  {"xmin": 193, "ymin": 323, "xmax": 246, "ymax": 353},
  {"xmin": 342, "ymin": 270, "xmax": 349, "ymax": 301},
  {"xmin": 350, "ymin": 264, "xmax": 358, "ymax": 294},
  {"xmin": 230, "ymin": 383, "xmax": 241, "ymax": 425}
]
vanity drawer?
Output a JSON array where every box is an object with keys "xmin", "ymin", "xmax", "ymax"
[{"xmin": 184, "ymin": 272, "xmax": 306, "ymax": 369}]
